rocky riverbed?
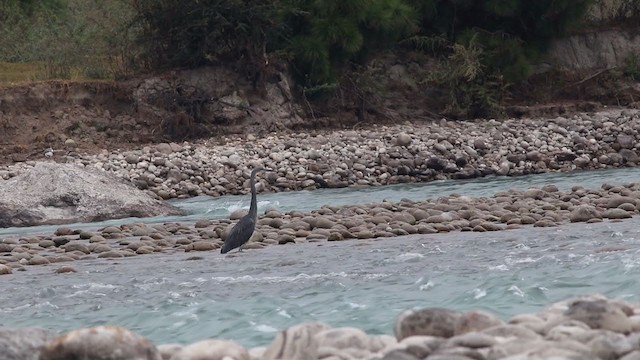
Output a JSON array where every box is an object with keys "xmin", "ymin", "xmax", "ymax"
[
  {"xmin": 1, "ymin": 177, "xmax": 640, "ymax": 274},
  {"xmin": 2, "ymin": 108, "xmax": 640, "ymax": 201},
  {"xmin": 2, "ymin": 294, "xmax": 640, "ymax": 359}
]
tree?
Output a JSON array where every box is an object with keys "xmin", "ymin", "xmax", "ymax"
[{"xmin": 279, "ymin": 0, "xmax": 416, "ymax": 87}]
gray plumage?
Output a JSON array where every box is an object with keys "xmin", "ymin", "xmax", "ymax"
[{"xmin": 221, "ymin": 166, "xmax": 265, "ymax": 254}]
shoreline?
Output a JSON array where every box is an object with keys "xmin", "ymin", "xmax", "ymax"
[
  {"xmin": 1, "ymin": 108, "xmax": 640, "ymax": 201},
  {"xmin": 3, "ymin": 294, "xmax": 640, "ymax": 359}
]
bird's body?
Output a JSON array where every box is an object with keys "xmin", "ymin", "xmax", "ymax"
[{"xmin": 221, "ymin": 167, "xmax": 265, "ymax": 254}]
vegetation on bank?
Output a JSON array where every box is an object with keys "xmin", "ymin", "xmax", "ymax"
[{"xmin": 1, "ymin": 0, "xmax": 639, "ymax": 118}]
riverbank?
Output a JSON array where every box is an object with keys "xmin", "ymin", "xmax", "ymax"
[
  {"xmin": 3, "ymin": 108, "xmax": 639, "ymax": 201},
  {"xmin": 2, "ymin": 293, "xmax": 639, "ymax": 359}
]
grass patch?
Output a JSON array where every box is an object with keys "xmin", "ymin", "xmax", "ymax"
[{"xmin": 0, "ymin": 61, "xmax": 46, "ymax": 84}]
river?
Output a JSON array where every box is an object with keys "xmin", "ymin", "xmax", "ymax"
[{"xmin": 1, "ymin": 167, "xmax": 640, "ymax": 348}]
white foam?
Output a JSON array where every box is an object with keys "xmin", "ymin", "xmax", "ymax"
[
  {"xmin": 509, "ymin": 285, "xmax": 525, "ymax": 297},
  {"xmin": 489, "ymin": 264, "xmax": 509, "ymax": 271},
  {"xmin": 473, "ymin": 288, "xmax": 487, "ymax": 299},
  {"xmin": 505, "ymin": 257, "xmax": 537, "ymax": 265},
  {"xmin": 254, "ymin": 324, "xmax": 278, "ymax": 333},
  {"xmin": 66, "ymin": 283, "xmax": 120, "ymax": 298},
  {"xmin": 210, "ymin": 272, "xmax": 349, "ymax": 284},
  {"xmin": 348, "ymin": 302, "xmax": 367, "ymax": 309},
  {"xmin": 277, "ymin": 308, "xmax": 292, "ymax": 318},
  {"xmin": 395, "ymin": 253, "xmax": 424, "ymax": 262},
  {"xmin": 419, "ymin": 280, "xmax": 435, "ymax": 291}
]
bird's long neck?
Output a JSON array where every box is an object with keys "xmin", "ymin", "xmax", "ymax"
[{"xmin": 248, "ymin": 169, "xmax": 259, "ymax": 218}]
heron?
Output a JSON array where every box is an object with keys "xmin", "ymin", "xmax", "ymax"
[{"xmin": 221, "ymin": 166, "xmax": 267, "ymax": 254}]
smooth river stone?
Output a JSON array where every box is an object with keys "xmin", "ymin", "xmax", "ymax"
[
  {"xmin": 0, "ymin": 264, "xmax": 13, "ymax": 275},
  {"xmin": 564, "ymin": 299, "xmax": 632, "ymax": 333},
  {"xmin": 315, "ymin": 327, "xmax": 370, "ymax": 351},
  {"xmin": 454, "ymin": 310, "xmax": 505, "ymax": 335},
  {"xmin": 169, "ymin": 339, "xmax": 249, "ymax": 360},
  {"xmin": 398, "ymin": 336, "xmax": 445, "ymax": 358},
  {"xmin": 394, "ymin": 308, "xmax": 461, "ymax": 340},
  {"xmin": 263, "ymin": 322, "xmax": 330, "ymax": 360},
  {"xmin": 569, "ymin": 204, "xmax": 602, "ymax": 222},
  {"xmin": 0, "ymin": 327, "xmax": 56, "ymax": 360},
  {"xmin": 40, "ymin": 325, "xmax": 160, "ymax": 360}
]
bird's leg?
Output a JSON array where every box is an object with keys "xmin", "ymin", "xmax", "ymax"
[{"xmin": 238, "ymin": 246, "xmax": 243, "ymax": 252}]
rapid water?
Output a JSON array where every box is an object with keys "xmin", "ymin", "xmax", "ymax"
[{"xmin": 2, "ymin": 167, "xmax": 640, "ymax": 348}]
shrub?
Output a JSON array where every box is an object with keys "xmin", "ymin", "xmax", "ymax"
[
  {"xmin": 278, "ymin": 0, "xmax": 416, "ymax": 88},
  {"xmin": 0, "ymin": 0, "xmax": 136, "ymax": 80},
  {"xmin": 410, "ymin": 0, "xmax": 593, "ymax": 82},
  {"xmin": 130, "ymin": 0, "xmax": 276, "ymax": 77}
]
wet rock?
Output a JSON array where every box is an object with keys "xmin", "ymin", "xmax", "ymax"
[
  {"xmin": 481, "ymin": 324, "xmax": 541, "ymax": 340},
  {"xmin": 169, "ymin": 339, "xmax": 249, "ymax": 360},
  {"xmin": 587, "ymin": 331, "xmax": 633, "ymax": 360},
  {"xmin": 55, "ymin": 265, "xmax": 77, "ymax": 273},
  {"xmin": 194, "ymin": 220, "xmax": 212, "ymax": 228},
  {"xmin": 0, "ymin": 243, "xmax": 13, "ymax": 252},
  {"xmin": 454, "ymin": 310, "xmax": 505, "ymax": 335},
  {"xmin": 263, "ymin": 322, "xmax": 329, "ymax": 360},
  {"xmin": 63, "ymin": 242, "xmax": 90, "ymax": 254},
  {"xmin": 607, "ymin": 196, "xmax": 636, "ymax": 209},
  {"xmin": 382, "ymin": 349, "xmax": 420, "ymax": 360},
  {"xmin": 395, "ymin": 308, "xmax": 460, "ymax": 340},
  {"xmin": 0, "ymin": 327, "xmax": 57, "ymax": 360},
  {"xmin": 28, "ymin": 255, "xmax": 50, "ymax": 265},
  {"xmin": 569, "ymin": 205, "xmax": 602, "ymax": 222},
  {"xmin": 192, "ymin": 241, "xmax": 215, "ymax": 251},
  {"xmin": 315, "ymin": 327, "xmax": 370, "ymax": 351},
  {"xmin": 398, "ymin": 336, "xmax": 444, "ymax": 358},
  {"xmin": 158, "ymin": 344, "xmax": 183, "ymax": 360},
  {"xmin": 40, "ymin": 325, "xmax": 160, "ymax": 360},
  {"xmin": 97, "ymin": 250, "xmax": 125, "ymax": 258},
  {"xmin": 0, "ymin": 264, "xmax": 13, "ymax": 274},
  {"xmin": 396, "ymin": 133, "xmax": 412, "ymax": 147},
  {"xmin": 230, "ymin": 209, "xmax": 248, "ymax": 220},
  {"xmin": 603, "ymin": 208, "xmax": 632, "ymax": 219},
  {"xmin": 54, "ymin": 227, "xmax": 74, "ymax": 236},
  {"xmin": 277, "ymin": 234, "xmax": 295, "ymax": 244},
  {"xmin": 52, "ymin": 238, "xmax": 70, "ymax": 247},
  {"xmin": 314, "ymin": 217, "xmax": 336, "ymax": 229},
  {"xmin": 368, "ymin": 334, "xmax": 397, "ymax": 353},
  {"xmin": 447, "ymin": 332, "xmax": 498, "ymax": 348},
  {"xmin": 102, "ymin": 226, "xmax": 122, "ymax": 234},
  {"xmin": 564, "ymin": 299, "xmax": 632, "ymax": 333},
  {"xmin": 0, "ymin": 162, "xmax": 184, "ymax": 227},
  {"xmin": 38, "ymin": 240, "xmax": 55, "ymax": 248}
]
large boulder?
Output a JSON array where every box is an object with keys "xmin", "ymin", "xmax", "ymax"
[
  {"xmin": 0, "ymin": 327, "xmax": 57, "ymax": 360},
  {"xmin": 0, "ymin": 162, "xmax": 184, "ymax": 227}
]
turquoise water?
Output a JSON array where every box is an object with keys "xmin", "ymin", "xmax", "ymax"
[{"xmin": 1, "ymin": 167, "xmax": 640, "ymax": 348}]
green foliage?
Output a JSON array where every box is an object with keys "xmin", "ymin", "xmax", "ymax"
[
  {"xmin": 278, "ymin": 0, "xmax": 416, "ymax": 88},
  {"xmin": 0, "ymin": 0, "xmax": 137, "ymax": 80},
  {"xmin": 130, "ymin": 0, "xmax": 276, "ymax": 72},
  {"xmin": 409, "ymin": 0, "xmax": 593, "ymax": 82},
  {"xmin": 404, "ymin": 0, "xmax": 592, "ymax": 117},
  {"xmin": 624, "ymin": 53, "xmax": 640, "ymax": 80},
  {"xmin": 429, "ymin": 34, "xmax": 507, "ymax": 118}
]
